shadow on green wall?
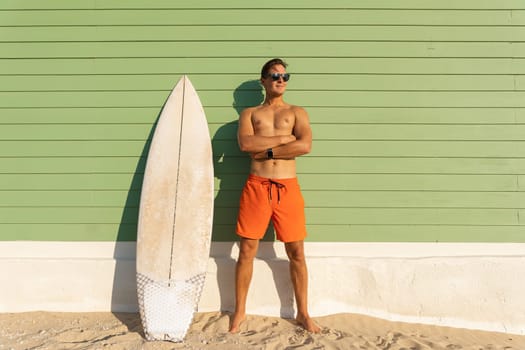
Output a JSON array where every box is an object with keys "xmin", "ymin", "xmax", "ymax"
[
  {"xmin": 113, "ymin": 79, "xmax": 267, "ymax": 242},
  {"xmin": 212, "ymin": 79, "xmax": 261, "ymax": 241},
  {"xmin": 211, "ymin": 79, "xmax": 276, "ymax": 241},
  {"xmin": 111, "ymin": 78, "xmax": 294, "ymax": 320},
  {"xmin": 110, "ymin": 109, "xmax": 156, "ymax": 332}
]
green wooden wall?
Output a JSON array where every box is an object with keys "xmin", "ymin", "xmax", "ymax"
[{"xmin": 1, "ymin": 1, "xmax": 524, "ymax": 242}]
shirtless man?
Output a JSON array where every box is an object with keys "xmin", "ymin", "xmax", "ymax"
[{"xmin": 229, "ymin": 58, "xmax": 320, "ymax": 334}]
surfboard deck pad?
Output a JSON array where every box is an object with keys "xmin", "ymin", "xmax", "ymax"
[{"xmin": 137, "ymin": 273, "xmax": 206, "ymax": 341}]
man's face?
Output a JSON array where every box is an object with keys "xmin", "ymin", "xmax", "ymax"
[{"xmin": 261, "ymin": 64, "xmax": 288, "ymax": 97}]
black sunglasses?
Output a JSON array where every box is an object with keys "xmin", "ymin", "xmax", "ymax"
[{"xmin": 266, "ymin": 73, "xmax": 290, "ymax": 82}]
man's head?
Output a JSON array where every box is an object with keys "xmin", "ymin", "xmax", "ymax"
[
  {"xmin": 260, "ymin": 58, "xmax": 288, "ymax": 79},
  {"xmin": 260, "ymin": 58, "xmax": 290, "ymax": 97}
]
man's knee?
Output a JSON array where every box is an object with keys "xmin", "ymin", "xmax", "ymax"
[
  {"xmin": 285, "ymin": 241, "xmax": 305, "ymax": 262},
  {"xmin": 238, "ymin": 238, "xmax": 259, "ymax": 262}
]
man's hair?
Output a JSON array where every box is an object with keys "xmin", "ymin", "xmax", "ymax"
[{"xmin": 261, "ymin": 58, "xmax": 288, "ymax": 78}]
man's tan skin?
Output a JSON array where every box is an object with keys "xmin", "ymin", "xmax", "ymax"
[{"xmin": 229, "ymin": 59, "xmax": 321, "ymax": 334}]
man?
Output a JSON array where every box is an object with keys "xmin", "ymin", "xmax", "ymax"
[{"xmin": 229, "ymin": 58, "xmax": 320, "ymax": 333}]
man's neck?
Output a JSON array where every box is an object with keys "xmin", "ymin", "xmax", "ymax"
[{"xmin": 263, "ymin": 95, "xmax": 285, "ymax": 106}]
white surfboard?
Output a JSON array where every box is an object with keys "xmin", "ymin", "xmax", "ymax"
[{"xmin": 136, "ymin": 75, "xmax": 214, "ymax": 342}]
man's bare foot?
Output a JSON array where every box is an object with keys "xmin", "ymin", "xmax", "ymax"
[
  {"xmin": 296, "ymin": 314, "xmax": 321, "ymax": 333},
  {"xmin": 229, "ymin": 312, "xmax": 246, "ymax": 333}
]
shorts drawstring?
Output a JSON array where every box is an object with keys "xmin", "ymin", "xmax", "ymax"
[{"xmin": 262, "ymin": 179, "xmax": 286, "ymax": 204}]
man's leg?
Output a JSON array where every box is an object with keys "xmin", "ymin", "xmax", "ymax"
[
  {"xmin": 229, "ymin": 237, "xmax": 259, "ymax": 333},
  {"xmin": 285, "ymin": 240, "xmax": 321, "ymax": 333}
]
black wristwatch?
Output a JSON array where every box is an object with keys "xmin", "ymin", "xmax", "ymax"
[{"xmin": 266, "ymin": 148, "xmax": 274, "ymax": 159}]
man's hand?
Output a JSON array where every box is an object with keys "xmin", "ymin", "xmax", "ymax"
[
  {"xmin": 250, "ymin": 135, "xmax": 296, "ymax": 159},
  {"xmin": 282, "ymin": 134, "xmax": 297, "ymax": 144}
]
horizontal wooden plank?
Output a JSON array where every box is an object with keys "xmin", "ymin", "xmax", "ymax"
[
  {"xmin": 303, "ymin": 174, "xmax": 521, "ymax": 191},
  {"xmin": 211, "ymin": 224, "xmax": 525, "ymax": 243},
  {"xmin": 0, "ymin": 190, "xmax": 140, "ymax": 206},
  {"xmin": 0, "ymin": 207, "xmax": 138, "ymax": 224},
  {"xmin": 0, "ymin": 156, "xmax": 237, "ymax": 177},
  {"xmin": 0, "ymin": 9, "xmax": 521, "ymax": 26},
  {"xmin": 1, "ymin": 58, "xmax": 524, "ymax": 75},
  {"xmin": 0, "ymin": 174, "xmax": 143, "ymax": 190},
  {"xmin": 1, "ymin": 0, "xmax": 524, "ymax": 10},
  {"xmin": 211, "ymin": 207, "xmax": 520, "ymax": 225},
  {"xmin": 218, "ymin": 157, "xmax": 525, "ymax": 175},
  {"xmin": 0, "ymin": 173, "xmax": 519, "ymax": 191},
  {"xmin": 229, "ymin": 174, "xmax": 520, "ymax": 191},
  {"xmin": 213, "ymin": 122, "xmax": 525, "ymax": 141},
  {"xmin": 0, "ymin": 140, "xmax": 151, "ymax": 157},
  {"xmin": 0, "ymin": 124, "xmax": 152, "ymax": 140},
  {"xmin": 226, "ymin": 107, "xmax": 525, "ymax": 126},
  {"xmin": 306, "ymin": 140, "xmax": 525, "ymax": 157},
  {"xmin": 3, "ymin": 140, "xmax": 525, "ymax": 158},
  {"xmin": 2, "ymin": 25, "xmax": 525, "ymax": 43},
  {"xmin": 4, "ymin": 184, "xmax": 525, "ymax": 208},
  {"xmin": 0, "ymin": 74, "xmax": 517, "ymax": 92},
  {"xmin": 304, "ymin": 224, "xmax": 525, "ymax": 242},
  {"xmin": 0, "ymin": 157, "xmax": 145, "ymax": 173},
  {"xmin": 217, "ymin": 124, "xmax": 525, "ymax": 141},
  {"xmin": 0, "ymin": 75, "xmax": 248, "ymax": 92},
  {"xmin": 3, "ymin": 42, "xmax": 525, "ymax": 59},
  {"xmin": 278, "ymin": 91, "xmax": 525, "ymax": 108},
  {"xmin": 222, "ymin": 138, "xmax": 525, "ymax": 158},
  {"xmin": 0, "ymin": 223, "xmax": 137, "ymax": 241},
  {"xmin": 309, "ymin": 124, "xmax": 525, "ymax": 141},
  {"xmin": 210, "ymin": 224, "xmax": 525, "ymax": 242},
  {"xmin": 213, "ymin": 189, "xmax": 525, "ymax": 208},
  {"xmin": 0, "ymin": 169, "xmax": 523, "ymax": 196},
  {"xmin": 0, "ymin": 91, "xmax": 168, "ymax": 108},
  {"xmin": 0, "ymin": 187, "xmax": 227, "ymax": 206},
  {"xmin": 3, "ymin": 156, "xmax": 525, "ymax": 175},
  {"xmin": 2, "ymin": 123, "xmax": 525, "ymax": 141},
  {"xmin": 305, "ymin": 208, "xmax": 521, "ymax": 225},
  {"xmin": 2, "ymin": 90, "xmax": 525, "ymax": 108},
  {"xmin": 296, "ymin": 157, "xmax": 525, "ymax": 175},
  {"xmin": 1, "ymin": 107, "xmax": 524, "ymax": 125},
  {"xmin": 0, "ymin": 108, "xmax": 162, "ymax": 124},
  {"xmin": 4, "ymin": 189, "xmax": 524, "ymax": 208},
  {"xmin": 307, "ymin": 107, "xmax": 525, "ymax": 124},
  {"xmin": 6, "ymin": 0, "xmax": 525, "ymax": 10},
  {"xmin": 1, "ymin": 223, "xmax": 524, "ymax": 242},
  {"xmin": 0, "ymin": 207, "xmax": 519, "ymax": 225},
  {"xmin": 302, "ymin": 191, "xmax": 525, "ymax": 208}
]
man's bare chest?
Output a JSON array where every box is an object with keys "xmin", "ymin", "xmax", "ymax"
[{"xmin": 251, "ymin": 109, "xmax": 296, "ymax": 134}]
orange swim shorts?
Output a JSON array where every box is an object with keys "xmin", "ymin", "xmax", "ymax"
[{"xmin": 236, "ymin": 174, "xmax": 307, "ymax": 243}]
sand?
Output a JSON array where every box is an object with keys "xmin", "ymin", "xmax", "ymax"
[{"xmin": 0, "ymin": 312, "xmax": 523, "ymax": 350}]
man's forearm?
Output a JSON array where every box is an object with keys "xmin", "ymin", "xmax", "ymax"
[
  {"xmin": 238, "ymin": 134, "xmax": 296, "ymax": 154},
  {"xmin": 252, "ymin": 139, "xmax": 311, "ymax": 160}
]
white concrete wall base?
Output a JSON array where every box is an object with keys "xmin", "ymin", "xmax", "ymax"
[{"xmin": 0, "ymin": 241, "xmax": 523, "ymax": 335}]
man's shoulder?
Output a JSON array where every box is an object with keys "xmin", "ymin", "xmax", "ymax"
[
  {"xmin": 289, "ymin": 104, "xmax": 308, "ymax": 117},
  {"xmin": 239, "ymin": 106, "xmax": 258, "ymax": 119},
  {"xmin": 243, "ymin": 104, "xmax": 269, "ymax": 113},
  {"xmin": 289, "ymin": 104, "xmax": 306, "ymax": 111}
]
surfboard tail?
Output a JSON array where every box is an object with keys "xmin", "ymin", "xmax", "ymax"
[{"xmin": 137, "ymin": 272, "xmax": 206, "ymax": 342}]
